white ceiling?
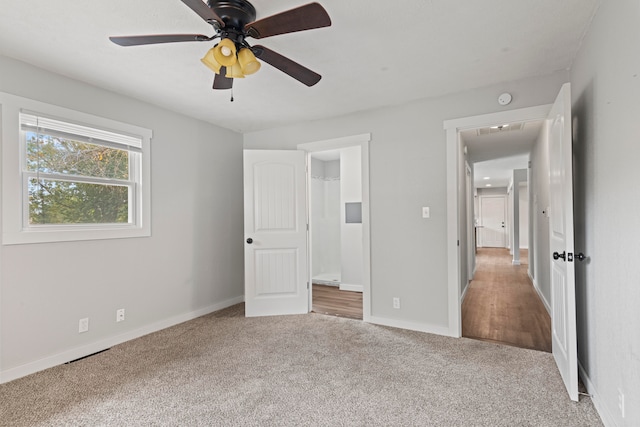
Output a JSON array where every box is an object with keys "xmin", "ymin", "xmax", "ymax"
[{"xmin": 0, "ymin": 1, "xmax": 599, "ymax": 133}]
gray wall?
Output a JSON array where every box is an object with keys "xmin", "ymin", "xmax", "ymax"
[
  {"xmin": 570, "ymin": 0, "xmax": 640, "ymax": 425},
  {"xmin": 0, "ymin": 56, "xmax": 244, "ymax": 379},
  {"xmin": 529, "ymin": 120, "xmax": 551, "ymax": 307},
  {"xmin": 244, "ymin": 71, "xmax": 568, "ymax": 328}
]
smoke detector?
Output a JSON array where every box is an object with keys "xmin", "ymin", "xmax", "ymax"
[{"xmin": 498, "ymin": 92, "xmax": 512, "ymax": 105}]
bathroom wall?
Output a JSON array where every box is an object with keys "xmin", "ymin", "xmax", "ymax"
[{"xmin": 310, "ymin": 157, "xmax": 341, "ymax": 282}]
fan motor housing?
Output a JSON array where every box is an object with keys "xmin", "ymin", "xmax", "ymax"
[{"xmin": 208, "ymin": 0, "xmax": 256, "ymax": 29}]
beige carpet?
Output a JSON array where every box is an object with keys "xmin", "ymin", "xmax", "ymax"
[{"xmin": 0, "ymin": 304, "xmax": 602, "ymax": 426}]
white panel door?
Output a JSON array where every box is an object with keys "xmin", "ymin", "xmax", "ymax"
[
  {"xmin": 244, "ymin": 150, "xmax": 308, "ymax": 317},
  {"xmin": 479, "ymin": 196, "xmax": 506, "ymax": 247},
  {"xmin": 548, "ymin": 83, "xmax": 578, "ymax": 401}
]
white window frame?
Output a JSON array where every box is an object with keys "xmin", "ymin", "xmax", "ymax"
[{"xmin": 1, "ymin": 92, "xmax": 152, "ymax": 245}]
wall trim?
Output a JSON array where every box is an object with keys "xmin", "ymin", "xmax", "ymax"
[
  {"xmin": 368, "ymin": 316, "xmax": 456, "ymax": 338},
  {"xmin": 529, "ymin": 273, "xmax": 551, "ymax": 315},
  {"xmin": 460, "ymin": 281, "xmax": 470, "ymax": 305},
  {"xmin": 0, "ymin": 295, "xmax": 244, "ymax": 384},
  {"xmin": 579, "ymin": 361, "xmax": 615, "ymax": 427}
]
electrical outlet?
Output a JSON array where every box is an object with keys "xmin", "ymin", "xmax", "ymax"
[
  {"xmin": 618, "ymin": 388, "xmax": 625, "ymax": 418},
  {"xmin": 393, "ymin": 297, "xmax": 400, "ymax": 309},
  {"xmin": 116, "ymin": 308, "xmax": 125, "ymax": 322},
  {"xmin": 78, "ymin": 317, "xmax": 89, "ymax": 333}
]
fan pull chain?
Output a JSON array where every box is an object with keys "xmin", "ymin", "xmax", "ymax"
[{"xmin": 230, "ymin": 88, "xmax": 234, "ymax": 102}]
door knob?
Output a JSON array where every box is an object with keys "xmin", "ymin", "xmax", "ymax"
[
  {"xmin": 553, "ymin": 251, "xmax": 566, "ymax": 261},
  {"xmin": 246, "ymin": 238, "xmax": 253, "ymax": 244}
]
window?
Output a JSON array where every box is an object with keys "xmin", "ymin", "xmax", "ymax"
[{"xmin": 1, "ymin": 92, "xmax": 151, "ymax": 244}]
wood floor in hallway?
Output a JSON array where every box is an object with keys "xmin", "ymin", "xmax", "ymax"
[{"xmin": 462, "ymin": 248, "xmax": 552, "ymax": 352}]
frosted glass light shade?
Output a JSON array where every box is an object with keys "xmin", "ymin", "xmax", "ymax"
[
  {"xmin": 200, "ymin": 48, "xmax": 222, "ymax": 73},
  {"xmin": 238, "ymin": 48, "xmax": 261, "ymax": 75},
  {"xmin": 213, "ymin": 38, "xmax": 237, "ymax": 67},
  {"xmin": 225, "ymin": 63, "xmax": 245, "ymax": 78}
]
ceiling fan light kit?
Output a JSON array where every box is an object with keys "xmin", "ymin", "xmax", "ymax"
[
  {"xmin": 109, "ymin": 0, "xmax": 332, "ymax": 91},
  {"xmin": 226, "ymin": 62, "xmax": 246, "ymax": 79},
  {"xmin": 200, "ymin": 48, "xmax": 223, "ymax": 73},
  {"xmin": 237, "ymin": 48, "xmax": 261, "ymax": 75}
]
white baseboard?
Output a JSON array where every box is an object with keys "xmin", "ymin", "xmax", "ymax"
[
  {"xmin": 579, "ymin": 361, "xmax": 616, "ymax": 427},
  {"xmin": 0, "ymin": 295, "xmax": 244, "ymax": 384},
  {"xmin": 460, "ymin": 282, "xmax": 470, "ymax": 304},
  {"xmin": 368, "ymin": 316, "xmax": 457, "ymax": 338},
  {"xmin": 339, "ymin": 283, "xmax": 363, "ymax": 292},
  {"xmin": 530, "ymin": 274, "xmax": 551, "ymax": 315}
]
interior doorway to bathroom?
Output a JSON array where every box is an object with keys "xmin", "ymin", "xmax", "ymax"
[{"xmin": 308, "ymin": 147, "xmax": 364, "ymax": 320}]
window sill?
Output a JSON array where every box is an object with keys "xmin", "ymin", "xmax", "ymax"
[{"xmin": 2, "ymin": 224, "xmax": 151, "ymax": 245}]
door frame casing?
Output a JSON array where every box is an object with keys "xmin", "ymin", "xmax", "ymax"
[
  {"xmin": 444, "ymin": 105, "xmax": 552, "ymax": 337},
  {"xmin": 298, "ymin": 133, "xmax": 371, "ymax": 321}
]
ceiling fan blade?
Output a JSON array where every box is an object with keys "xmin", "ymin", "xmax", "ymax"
[
  {"xmin": 245, "ymin": 2, "xmax": 331, "ymax": 39},
  {"xmin": 213, "ymin": 68, "xmax": 233, "ymax": 90},
  {"xmin": 109, "ymin": 34, "xmax": 212, "ymax": 46},
  {"xmin": 180, "ymin": 0, "xmax": 224, "ymax": 27},
  {"xmin": 251, "ymin": 45, "xmax": 321, "ymax": 87}
]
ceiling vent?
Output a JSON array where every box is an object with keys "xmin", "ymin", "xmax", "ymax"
[{"xmin": 476, "ymin": 122, "xmax": 524, "ymax": 136}]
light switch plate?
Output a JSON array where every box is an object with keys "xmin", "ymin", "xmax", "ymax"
[{"xmin": 422, "ymin": 207, "xmax": 430, "ymax": 218}]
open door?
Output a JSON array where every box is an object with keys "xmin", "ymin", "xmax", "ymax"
[
  {"xmin": 548, "ymin": 83, "xmax": 579, "ymax": 401},
  {"xmin": 243, "ymin": 150, "xmax": 309, "ymax": 317}
]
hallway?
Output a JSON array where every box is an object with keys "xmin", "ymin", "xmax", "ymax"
[{"xmin": 462, "ymin": 248, "xmax": 551, "ymax": 352}]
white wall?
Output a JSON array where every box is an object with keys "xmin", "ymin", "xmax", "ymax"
[
  {"xmin": 0, "ymin": 56, "xmax": 244, "ymax": 381},
  {"xmin": 570, "ymin": 0, "xmax": 640, "ymax": 425},
  {"xmin": 244, "ymin": 71, "xmax": 568, "ymax": 329},
  {"xmin": 339, "ymin": 146, "xmax": 363, "ymax": 289}
]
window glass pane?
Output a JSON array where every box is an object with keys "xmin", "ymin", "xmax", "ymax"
[
  {"xmin": 28, "ymin": 178, "xmax": 130, "ymax": 225},
  {"xmin": 26, "ymin": 131, "xmax": 129, "ymax": 180}
]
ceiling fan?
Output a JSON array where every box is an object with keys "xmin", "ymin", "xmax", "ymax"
[{"xmin": 109, "ymin": 0, "xmax": 331, "ymax": 90}]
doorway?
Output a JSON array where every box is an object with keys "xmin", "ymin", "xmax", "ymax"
[
  {"xmin": 298, "ymin": 134, "xmax": 371, "ymax": 321},
  {"xmin": 444, "ymin": 107, "xmax": 551, "ymax": 353},
  {"xmin": 308, "ymin": 149, "xmax": 363, "ymax": 320},
  {"xmin": 461, "ymin": 121, "xmax": 549, "ymax": 352}
]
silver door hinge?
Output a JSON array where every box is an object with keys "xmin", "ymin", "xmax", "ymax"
[{"xmin": 307, "ymin": 282, "xmax": 309, "ymax": 289}]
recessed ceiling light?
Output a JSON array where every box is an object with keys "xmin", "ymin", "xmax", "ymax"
[
  {"xmin": 483, "ymin": 177, "xmax": 490, "ymax": 180},
  {"xmin": 486, "ymin": 184, "xmax": 492, "ymax": 187}
]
